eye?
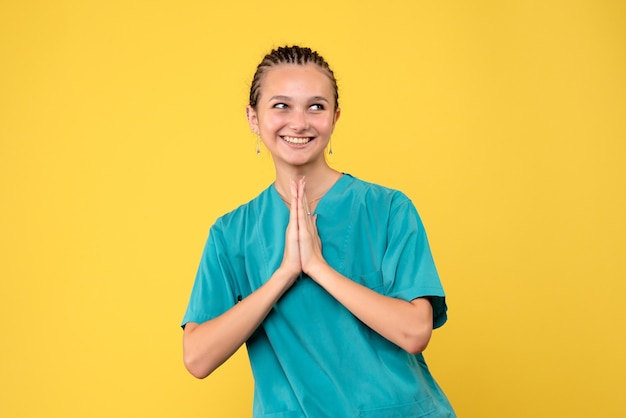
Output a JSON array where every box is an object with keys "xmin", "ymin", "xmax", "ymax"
[
  {"xmin": 310, "ymin": 103, "xmax": 325, "ymax": 111},
  {"xmin": 273, "ymin": 103, "xmax": 288, "ymax": 109}
]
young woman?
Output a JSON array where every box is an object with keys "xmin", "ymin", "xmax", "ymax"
[{"xmin": 182, "ymin": 45, "xmax": 456, "ymax": 417}]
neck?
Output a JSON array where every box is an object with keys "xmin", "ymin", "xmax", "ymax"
[{"xmin": 273, "ymin": 162, "xmax": 341, "ymax": 202}]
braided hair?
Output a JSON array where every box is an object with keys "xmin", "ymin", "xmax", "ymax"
[{"xmin": 249, "ymin": 45, "xmax": 339, "ymax": 110}]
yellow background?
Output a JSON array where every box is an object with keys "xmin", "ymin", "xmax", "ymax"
[{"xmin": 1, "ymin": 1, "xmax": 625, "ymax": 417}]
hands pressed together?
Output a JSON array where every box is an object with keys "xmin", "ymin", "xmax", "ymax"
[{"xmin": 281, "ymin": 177, "xmax": 328, "ymax": 281}]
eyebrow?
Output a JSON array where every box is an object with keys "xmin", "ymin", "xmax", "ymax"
[
  {"xmin": 310, "ymin": 96, "xmax": 330, "ymax": 103},
  {"xmin": 269, "ymin": 95, "xmax": 329, "ymax": 103}
]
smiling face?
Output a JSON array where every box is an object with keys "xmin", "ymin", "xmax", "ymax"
[{"xmin": 247, "ymin": 63, "xmax": 341, "ymax": 169}]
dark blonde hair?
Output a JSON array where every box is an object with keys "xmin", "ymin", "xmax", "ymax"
[{"xmin": 249, "ymin": 45, "xmax": 339, "ymax": 110}]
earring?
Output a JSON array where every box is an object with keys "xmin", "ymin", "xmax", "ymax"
[
  {"xmin": 328, "ymin": 138, "xmax": 333, "ymax": 155},
  {"xmin": 256, "ymin": 134, "xmax": 261, "ymax": 155}
]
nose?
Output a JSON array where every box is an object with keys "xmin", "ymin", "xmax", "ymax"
[{"xmin": 289, "ymin": 108, "xmax": 308, "ymax": 131}]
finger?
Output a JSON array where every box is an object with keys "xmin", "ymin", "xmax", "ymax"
[
  {"xmin": 299, "ymin": 177, "xmax": 313, "ymax": 220},
  {"xmin": 297, "ymin": 177, "xmax": 307, "ymax": 222},
  {"xmin": 302, "ymin": 177, "xmax": 311, "ymax": 212},
  {"xmin": 289, "ymin": 178, "xmax": 299, "ymax": 225},
  {"xmin": 284, "ymin": 179, "xmax": 301, "ymax": 272}
]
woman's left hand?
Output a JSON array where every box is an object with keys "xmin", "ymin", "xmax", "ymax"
[
  {"xmin": 294, "ymin": 177, "xmax": 326, "ymax": 275},
  {"xmin": 291, "ymin": 179, "xmax": 433, "ymax": 354}
]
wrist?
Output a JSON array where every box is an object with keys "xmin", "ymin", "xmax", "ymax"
[
  {"xmin": 275, "ymin": 264, "xmax": 301, "ymax": 284},
  {"xmin": 304, "ymin": 260, "xmax": 330, "ymax": 282}
]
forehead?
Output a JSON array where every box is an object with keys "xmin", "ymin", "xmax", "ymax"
[{"xmin": 259, "ymin": 63, "xmax": 334, "ymax": 98}]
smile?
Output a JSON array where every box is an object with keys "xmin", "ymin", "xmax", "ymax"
[{"xmin": 282, "ymin": 136, "xmax": 312, "ymax": 145}]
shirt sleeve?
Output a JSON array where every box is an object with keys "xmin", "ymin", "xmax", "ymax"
[
  {"xmin": 381, "ymin": 194, "xmax": 448, "ymax": 329},
  {"xmin": 181, "ymin": 221, "xmax": 240, "ymax": 328}
]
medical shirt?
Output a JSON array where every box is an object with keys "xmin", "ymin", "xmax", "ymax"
[{"xmin": 182, "ymin": 174, "xmax": 456, "ymax": 417}]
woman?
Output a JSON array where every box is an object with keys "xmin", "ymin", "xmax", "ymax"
[{"xmin": 182, "ymin": 45, "xmax": 456, "ymax": 417}]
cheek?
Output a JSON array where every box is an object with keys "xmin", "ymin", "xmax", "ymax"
[
  {"xmin": 317, "ymin": 117, "xmax": 336, "ymax": 133},
  {"xmin": 260, "ymin": 113, "xmax": 285, "ymax": 130}
]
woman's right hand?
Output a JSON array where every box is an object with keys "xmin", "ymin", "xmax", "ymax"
[
  {"xmin": 184, "ymin": 180, "xmax": 307, "ymax": 379},
  {"xmin": 278, "ymin": 179, "xmax": 302, "ymax": 283},
  {"xmin": 184, "ymin": 190, "xmax": 304, "ymax": 379}
]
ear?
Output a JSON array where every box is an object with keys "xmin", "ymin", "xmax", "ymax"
[
  {"xmin": 331, "ymin": 107, "xmax": 341, "ymax": 131},
  {"xmin": 246, "ymin": 105, "xmax": 259, "ymax": 134}
]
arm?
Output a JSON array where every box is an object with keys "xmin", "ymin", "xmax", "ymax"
[
  {"xmin": 183, "ymin": 266, "xmax": 296, "ymax": 378},
  {"xmin": 307, "ymin": 263, "xmax": 433, "ymax": 354},
  {"xmin": 296, "ymin": 177, "xmax": 434, "ymax": 354},
  {"xmin": 183, "ymin": 188, "xmax": 302, "ymax": 379}
]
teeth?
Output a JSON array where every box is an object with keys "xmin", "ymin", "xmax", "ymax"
[{"xmin": 282, "ymin": 136, "xmax": 311, "ymax": 145}]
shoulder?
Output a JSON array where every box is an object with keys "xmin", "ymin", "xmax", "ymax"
[
  {"xmin": 345, "ymin": 174, "xmax": 413, "ymax": 210},
  {"xmin": 211, "ymin": 184, "xmax": 274, "ymax": 233}
]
